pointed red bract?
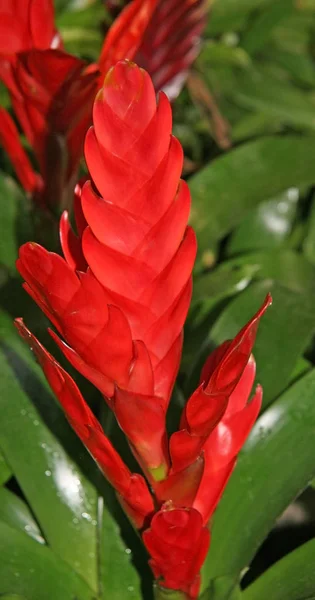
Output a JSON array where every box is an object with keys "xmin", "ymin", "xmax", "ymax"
[
  {"xmin": 143, "ymin": 503, "xmax": 210, "ymax": 600},
  {"xmin": 99, "ymin": 0, "xmax": 158, "ymax": 76},
  {"xmin": 0, "ymin": 107, "xmax": 40, "ymax": 194},
  {"xmin": 15, "ymin": 318, "xmax": 154, "ymax": 529}
]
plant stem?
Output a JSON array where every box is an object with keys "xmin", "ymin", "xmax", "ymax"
[{"xmin": 154, "ymin": 584, "xmax": 190, "ymax": 600}]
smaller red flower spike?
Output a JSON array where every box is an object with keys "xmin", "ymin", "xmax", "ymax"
[
  {"xmin": 170, "ymin": 294, "xmax": 272, "ymax": 473},
  {"xmin": 15, "ymin": 318, "xmax": 154, "ymax": 529},
  {"xmin": 151, "ymin": 296, "xmax": 271, "ymax": 513},
  {"xmin": 143, "ymin": 503, "xmax": 210, "ymax": 600},
  {"xmin": 0, "ymin": 0, "xmax": 61, "ymax": 58},
  {"xmin": 6, "ymin": 49, "xmax": 99, "ymax": 209}
]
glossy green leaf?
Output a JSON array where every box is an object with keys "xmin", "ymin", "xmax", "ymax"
[
  {"xmin": 201, "ymin": 368, "xmax": 315, "ymax": 591},
  {"xmin": 225, "ymin": 188, "xmax": 299, "ymax": 255},
  {"xmin": 0, "ymin": 449, "xmax": 11, "ymax": 485},
  {"xmin": 189, "ymin": 136, "xmax": 315, "ymax": 261},
  {"xmin": 0, "ymin": 522, "xmax": 95, "ymax": 600},
  {"xmin": 243, "ymin": 539, "xmax": 315, "ymax": 600},
  {"xmin": 0, "ymin": 487, "xmax": 44, "ymax": 545},
  {"xmin": 193, "ymin": 250, "xmax": 315, "ymax": 301},
  {"xmin": 99, "ymin": 497, "xmax": 142, "ymax": 600},
  {"xmin": 0, "ymin": 348, "xmax": 98, "ymax": 591},
  {"xmin": 187, "ymin": 280, "xmax": 315, "ymax": 407}
]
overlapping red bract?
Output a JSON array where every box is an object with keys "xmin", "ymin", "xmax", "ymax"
[
  {"xmin": 0, "ymin": 0, "xmax": 206, "ymax": 209},
  {"xmin": 16, "ymin": 60, "xmax": 271, "ymax": 599}
]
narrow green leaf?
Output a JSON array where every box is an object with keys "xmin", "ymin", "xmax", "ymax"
[
  {"xmin": 0, "ymin": 348, "xmax": 98, "ymax": 591},
  {"xmin": 209, "ymin": 0, "xmax": 274, "ymax": 35},
  {"xmin": 189, "ymin": 136, "xmax": 315, "ymax": 260},
  {"xmin": 193, "ymin": 250, "xmax": 315, "ymax": 301},
  {"xmin": 0, "ymin": 487, "xmax": 45, "ymax": 545},
  {"xmin": 231, "ymin": 67, "xmax": 315, "ymax": 130},
  {"xmin": 187, "ymin": 281, "xmax": 315, "ymax": 407},
  {"xmin": 303, "ymin": 195, "xmax": 315, "ymax": 265},
  {"xmin": 225, "ymin": 189, "xmax": 299, "ymax": 255},
  {"xmin": 201, "ymin": 575, "xmax": 241, "ymax": 600},
  {"xmin": 99, "ymin": 497, "xmax": 142, "ymax": 600},
  {"xmin": 0, "ymin": 522, "xmax": 95, "ymax": 600},
  {"xmin": 243, "ymin": 539, "xmax": 315, "ymax": 600},
  {"xmin": 201, "ymin": 368, "xmax": 315, "ymax": 590},
  {"xmin": 0, "ymin": 174, "xmax": 31, "ymax": 273},
  {"xmin": 0, "ymin": 449, "xmax": 11, "ymax": 486}
]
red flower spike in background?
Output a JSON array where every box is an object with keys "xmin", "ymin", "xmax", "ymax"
[
  {"xmin": 16, "ymin": 60, "xmax": 271, "ymax": 599},
  {"xmin": 104, "ymin": 0, "xmax": 208, "ymax": 99},
  {"xmin": 0, "ymin": 0, "xmax": 206, "ymax": 210}
]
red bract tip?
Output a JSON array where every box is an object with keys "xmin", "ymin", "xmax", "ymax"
[{"xmin": 143, "ymin": 503, "xmax": 210, "ymax": 599}]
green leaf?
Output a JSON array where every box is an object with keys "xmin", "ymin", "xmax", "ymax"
[
  {"xmin": 208, "ymin": 0, "xmax": 274, "ymax": 35},
  {"xmin": 201, "ymin": 575, "xmax": 242, "ymax": 600},
  {"xmin": 225, "ymin": 188, "xmax": 299, "ymax": 255},
  {"xmin": 99, "ymin": 497, "xmax": 142, "ymax": 600},
  {"xmin": 189, "ymin": 136, "xmax": 315, "ymax": 262},
  {"xmin": 0, "ymin": 449, "xmax": 11, "ymax": 486},
  {"xmin": 0, "ymin": 348, "xmax": 98, "ymax": 591},
  {"xmin": 187, "ymin": 280, "xmax": 315, "ymax": 407},
  {"xmin": 201, "ymin": 368, "xmax": 315, "ymax": 591},
  {"xmin": 243, "ymin": 539, "xmax": 315, "ymax": 600},
  {"xmin": 240, "ymin": 0, "xmax": 295, "ymax": 55},
  {"xmin": 303, "ymin": 194, "xmax": 315, "ymax": 265},
  {"xmin": 231, "ymin": 66, "xmax": 315, "ymax": 130},
  {"xmin": 0, "ymin": 487, "xmax": 45, "ymax": 544},
  {"xmin": 193, "ymin": 250, "xmax": 315, "ymax": 300},
  {"xmin": 0, "ymin": 522, "xmax": 95, "ymax": 600},
  {"xmin": 0, "ymin": 174, "xmax": 32, "ymax": 274},
  {"xmin": 0, "ymin": 595, "xmax": 27, "ymax": 600}
]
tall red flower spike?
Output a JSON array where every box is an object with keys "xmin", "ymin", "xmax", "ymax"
[{"xmin": 16, "ymin": 61, "xmax": 271, "ymax": 600}]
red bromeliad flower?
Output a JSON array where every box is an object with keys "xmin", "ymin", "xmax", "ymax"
[
  {"xmin": 0, "ymin": 0, "xmax": 206, "ymax": 210},
  {"xmin": 104, "ymin": 0, "xmax": 208, "ymax": 99},
  {"xmin": 16, "ymin": 61, "xmax": 271, "ymax": 599}
]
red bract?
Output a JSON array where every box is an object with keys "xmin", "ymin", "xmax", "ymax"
[
  {"xmin": 15, "ymin": 318, "xmax": 154, "ymax": 529},
  {"xmin": 143, "ymin": 503, "xmax": 210, "ymax": 599},
  {"xmin": 16, "ymin": 60, "xmax": 271, "ymax": 599}
]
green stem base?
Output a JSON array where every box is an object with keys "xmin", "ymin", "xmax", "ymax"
[{"xmin": 154, "ymin": 584, "xmax": 190, "ymax": 600}]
